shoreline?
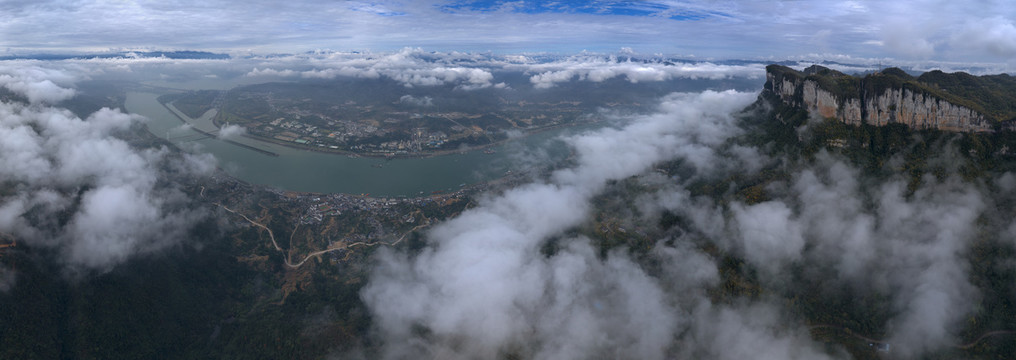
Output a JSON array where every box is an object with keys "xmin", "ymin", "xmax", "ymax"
[
  {"xmin": 159, "ymin": 95, "xmax": 600, "ymax": 160},
  {"xmin": 160, "ymin": 101, "xmax": 280, "ymax": 157},
  {"xmin": 153, "ymin": 101, "xmax": 529, "ymax": 199},
  {"xmin": 208, "ymin": 107, "xmax": 599, "ymax": 159},
  {"xmin": 146, "ymin": 95, "xmax": 577, "ymax": 198}
]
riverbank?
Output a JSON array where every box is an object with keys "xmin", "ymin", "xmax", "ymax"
[
  {"xmin": 130, "ymin": 90, "xmax": 573, "ymax": 196},
  {"xmin": 207, "ymin": 106, "xmax": 600, "ymax": 159},
  {"xmin": 161, "ymin": 101, "xmax": 279, "ymax": 157}
]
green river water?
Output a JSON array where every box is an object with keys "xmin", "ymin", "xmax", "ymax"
[{"xmin": 125, "ymin": 91, "xmax": 575, "ymax": 196}]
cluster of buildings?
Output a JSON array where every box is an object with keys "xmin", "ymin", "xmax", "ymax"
[
  {"xmin": 298, "ymin": 191, "xmax": 466, "ymax": 227},
  {"xmin": 246, "ymin": 110, "xmax": 455, "ymax": 156},
  {"xmin": 227, "ymin": 92, "xmax": 484, "ymax": 155}
]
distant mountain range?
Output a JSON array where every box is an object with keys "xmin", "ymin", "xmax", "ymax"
[{"xmin": 0, "ymin": 50, "xmax": 230, "ymax": 61}]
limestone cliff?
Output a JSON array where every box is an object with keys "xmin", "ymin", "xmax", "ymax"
[{"xmin": 764, "ymin": 65, "xmax": 998, "ymax": 132}]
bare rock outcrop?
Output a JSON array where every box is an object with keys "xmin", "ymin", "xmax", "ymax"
[{"xmin": 765, "ymin": 65, "xmax": 993, "ymax": 132}]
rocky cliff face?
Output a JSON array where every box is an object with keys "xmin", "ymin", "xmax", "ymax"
[{"xmin": 765, "ymin": 66, "xmax": 993, "ymax": 132}]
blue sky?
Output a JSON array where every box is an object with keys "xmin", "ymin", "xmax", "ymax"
[
  {"xmin": 438, "ymin": 0, "xmax": 722, "ymax": 20},
  {"xmin": 2, "ymin": 0, "xmax": 1015, "ymax": 63}
]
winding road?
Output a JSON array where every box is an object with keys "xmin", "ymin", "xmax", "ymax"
[
  {"xmin": 216, "ymin": 201, "xmax": 1016, "ymax": 350},
  {"xmin": 216, "ymin": 203, "xmax": 427, "ymax": 269},
  {"xmin": 808, "ymin": 324, "xmax": 1016, "ymax": 351}
]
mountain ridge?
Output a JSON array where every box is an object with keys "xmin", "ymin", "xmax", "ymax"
[{"xmin": 763, "ymin": 64, "xmax": 1016, "ymax": 132}]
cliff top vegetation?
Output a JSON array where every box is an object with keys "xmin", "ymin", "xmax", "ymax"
[{"xmin": 767, "ymin": 64, "xmax": 1016, "ymax": 122}]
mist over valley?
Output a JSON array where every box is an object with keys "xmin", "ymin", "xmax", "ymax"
[{"xmin": 3, "ymin": 2, "xmax": 1016, "ymax": 359}]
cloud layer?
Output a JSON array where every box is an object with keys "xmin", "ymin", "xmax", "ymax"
[
  {"xmin": 521, "ymin": 55, "xmax": 764, "ymax": 89},
  {"xmin": 358, "ymin": 90, "xmax": 825, "ymax": 359},
  {"xmin": 699, "ymin": 153, "xmax": 985, "ymax": 357},
  {"xmin": 3, "ymin": 1, "xmax": 1015, "ymax": 62},
  {"xmin": 0, "ymin": 64, "xmax": 78, "ymax": 103},
  {"xmin": 246, "ymin": 48, "xmax": 507, "ymax": 89},
  {"xmin": 361, "ymin": 81, "xmax": 1016, "ymax": 358},
  {"xmin": 0, "ymin": 66, "xmax": 214, "ymax": 274}
]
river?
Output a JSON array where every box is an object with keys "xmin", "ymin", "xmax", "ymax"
[{"xmin": 125, "ymin": 91, "xmax": 575, "ymax": 196}]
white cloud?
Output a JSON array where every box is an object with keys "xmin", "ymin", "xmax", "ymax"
[
  {"xmin": 522, "ymin": 56, "xmax": 765, "ymax": 89},
  {"xmin": 398, "ymin": 94, "xmax": 433, "ymax": 106},
  {"xmin": 0, "ymin": 65, "xmax": 78, "ymax": 103},
  {"xmin": 880, "ymin": 22, "xmax": 937, "ymax": 59},
  {"xmin": 245, "ymin": 67, "xmax": 298, "ymax": 77},
  {"xmin": 729, "ymin": 201, "xmax": 805, "ymax": 274},
  {"xmin": 951, "ymin": 16, "xmax": 1016, "ymax": 58},
  {"xmin": 217, "ymin": 123, "xmax": 247, "ymax": 140},
  {"xmin": 245, "ymin": 49, "xmax": 499, "ymax": 89},
  {"xmin": 0, "ymin": 0, "xmax": 1014, "ymax": 62},
  {"xmin": 654, "ymin": 149, "xmax": 989, "ymax": 358},
  {"xmin": 679, "ymin": 303, "xmax": 838, "ymax": 360},
  {"xmin": 361, "ymin": 90, "xmax": 764, "ymax": 359},
  {"xmin": 0, "ymin": 98, "xmax": 214, "ymax": 273}
]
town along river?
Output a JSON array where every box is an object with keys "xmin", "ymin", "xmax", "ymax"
[{"xmin": 125, "ymin": 91, "xmax": 575, "ymax": 197}]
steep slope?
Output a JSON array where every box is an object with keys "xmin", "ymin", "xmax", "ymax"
[{"xmin": 763, "ymin": 65, "xmax": 1016, "ymax": 132}]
